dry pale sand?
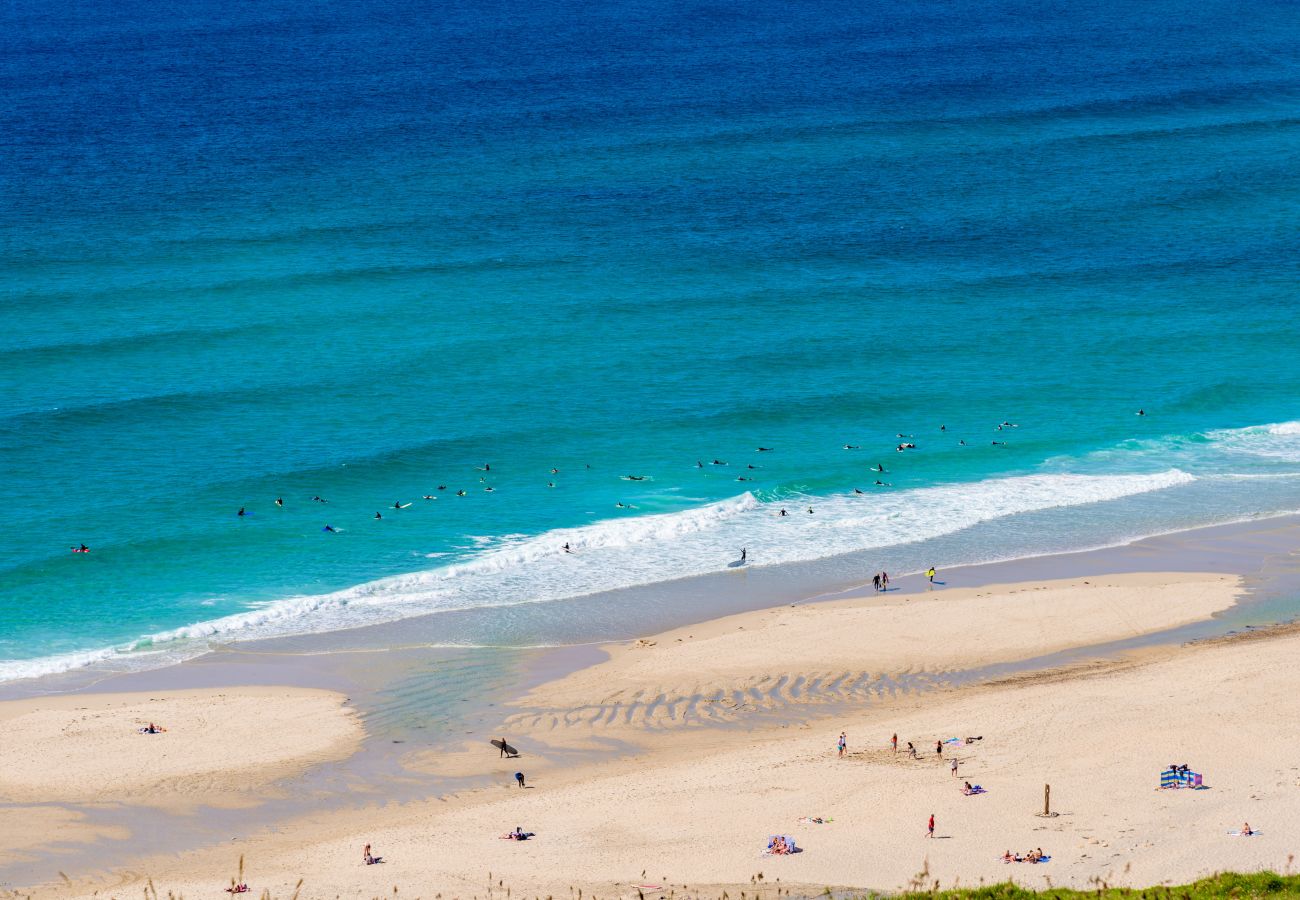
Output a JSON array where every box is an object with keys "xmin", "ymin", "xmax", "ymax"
[
  {"xmin": 507, "ymin": 573, "xmax": 1239, "ymax": 730},
  {"xmin": 32, "ymin": 569, "xmax": 1300, "ymax": 898},
  {"xmin": 0, "ymin": 686, "xmax": 363, "ymax": 807}
]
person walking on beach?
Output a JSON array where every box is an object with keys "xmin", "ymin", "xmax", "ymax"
[
  {"xmin": 881, "ymin": 571, "xmax": 890, "ymax": 590},
  {"xmin": 499, "ymin": 737, "xmax": 508, "ymax": 758},
  {"xmin": 837, "ymin": 732, "xmax": 847, "ymax": 758},
  {"xmin": 907, "ymin": 741, "xmax": 917, "ymax": 759},
  {"xmin": 872, "ymin": 573, "xmax": 881, "ymax": 592},
  {"xmin": 515, "ymin": 771, "xmax": 526, "ymax": 788},
  {"xmin": 935, "ymin": 739, "xmax": 943, "ymax": 757},
  {"xmin": 891, "ymin": 733, "xmax": 898, "ymax": 753},
  {"xmin": 927, "ymin": 566, "xmax": 937, "ymax": 583},
  {"xmin": 950, "ymin": 757, "xmax": 959, "ymax": 777},
  {"xmin": 927, "ymin": 814, "xmax": 935, "ymax": 838}
]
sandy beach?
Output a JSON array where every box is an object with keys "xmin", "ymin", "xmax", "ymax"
[
  {"xmin": 20, "ymin": 564, "xmax": 1300, "ymax": 898},
  {"xmin": 0, "ymin": 687, "xmax": 362, "ymax": 808}
]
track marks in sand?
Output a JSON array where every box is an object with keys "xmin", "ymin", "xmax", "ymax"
[{"xmin": 505, "ymin": 667, "xmax": 956, "ymax": 732}]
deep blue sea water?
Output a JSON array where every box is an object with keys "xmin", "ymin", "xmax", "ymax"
[{"xmin": 3, "ymin": 0, "xmax": 1300, "ymax": 682}]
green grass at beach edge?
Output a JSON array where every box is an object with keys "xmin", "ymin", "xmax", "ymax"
[{"xmin": 876, "ymin": 870, "xmax": 1300, "ymax": 898}]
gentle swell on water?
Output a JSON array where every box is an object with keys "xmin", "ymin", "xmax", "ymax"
[{"xmin": 0, "ymin": 467, "xmax": 1198, "ymax": 683}]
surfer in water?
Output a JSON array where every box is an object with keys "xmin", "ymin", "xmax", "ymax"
[
  {"xmin": 312, "ymin": 495, "xmax": 329, "ymax": 503},
  {"xmin": 237, "ymin": 507, "xmax": 246, "ymax": 517},
  {"xmin": 323, "ymin": 525, "xmax": 337, "ymax": 533},
  {"xmin": 757, "ymin": 447, "xmax": 773, "ymax": 452},
  {"xmin": 275, "ymin": 497, "xmax": 283, "ymax": 507},
  {"xmin": 374, "ymin": 512, "xmax": 383, "ymax": 520},
  {"xmin": 854, "ymin": 487, "xmax": 865, "ymax": 494},
  {"xmin": 563, "ymin": 542, "xmax": 572, "ymax": 553},
  {"xmin": 71, "ymin": 543, "xmax": 89, "ymax": 553},
  {"xmin": 456, "ymin": 490, "xmax": 466, "ymax": 496},
  {"xmin": 872, "ymin": 464, "xmax": 886, "ymax": 472},
  {"xmin": 740, "ymin": 547, "xmax": 747, "ymax": 564},
  {"xmin": 779, "ymin": 508, "xmax": 788, "ymax": 517},
  {"xmin": 394, "ymin": 501, "xmax": 403, "ymax": 509}
]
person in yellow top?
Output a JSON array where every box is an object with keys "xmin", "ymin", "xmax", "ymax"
[{"xmin": 927, "ymin": 566, "xmax": 937, "ymax": 583}]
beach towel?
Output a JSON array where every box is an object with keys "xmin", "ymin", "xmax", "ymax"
[
  {"xmin": 763, "ymin": 834, "xmax": 800, "ymax": 855},
  {"xmin": 797, "ymin": 816, "xmax": 832, "ymax": 824}
]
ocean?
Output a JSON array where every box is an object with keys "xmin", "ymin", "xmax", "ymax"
[{"xmin": 2, "ymin": 0, "xmax": 1300, "ymax": 684}]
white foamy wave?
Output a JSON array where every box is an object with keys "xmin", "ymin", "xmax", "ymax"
[
  {"xmin": 0, "ymin": 470, "xmax": 1197, "ymax": 684},
  {"xmin": 1204, "ymin": 420, "xmax": 1300, "ymax": 462}
]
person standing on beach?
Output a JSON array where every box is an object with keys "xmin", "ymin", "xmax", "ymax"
[
  {"xmin": 882, "ymin": 571, "xmax": 890, "ymax": 590},
  {"xmin": 950, "ymin": 757, "xmax": 959, "ymax": 777},
  {"xmin": 499, "ymin": 737, "xmax": 508, "ymax": 758},
  {"xmin": 872, "ymin": 573, "xmax": 881, "ymax": 592},
  {"xmin": 891, "ymin": 733, "xmax": 898, "ymax": 753},
  {"xmin": 935, "ymin": 740, "xmax": 943, "ymax": 757},
  {"xmin": 927, "ymin": 566, "xmax": 937, "ymax": 583},
  {"xmin": 837, "ymin": 732, "xmax": 847, "ymax": 758},
  {"xmin": 927, "ymin": 814, "xmax": 935, "ymax": 838}
]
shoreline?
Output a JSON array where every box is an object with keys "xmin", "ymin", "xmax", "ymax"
[
  {"xmin": 10, "ymin": 510, "xmax": 1297, "ymax": 707},
  {"xmin": 4, "ymin": 514, "xmax": 1300, "ymax": 894},
  {"xmin": 6, "ymin": 508, "xmax": 1298, "ymax": 703}
]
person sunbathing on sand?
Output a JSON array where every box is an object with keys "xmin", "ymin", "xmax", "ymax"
[
  {"xmin": 500, "ymin": 827, "xmax": 533, "ymax": 840},
  {"xmin": 1242, "ymin": 822, "xmax": 1253, "ymax": 836},
  {"xmin": 225, "ymin": 884, "xmax": 248, "ymax": 894},
  {"xmin": 363, "ymin": 843, "xmax": 382, "ymax": 864},
  {"xmin": 1003, "ymin": 850, "xmax": 1014, "ymax": 863},
  {"xmin": 768, "ymin": 836, "xmax": 789, "ymax": 855}
]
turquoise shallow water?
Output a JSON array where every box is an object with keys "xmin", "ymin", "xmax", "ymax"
[{"xmin": 2, "ymin": 0, "xmax": 1300, "ymax": 681}]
